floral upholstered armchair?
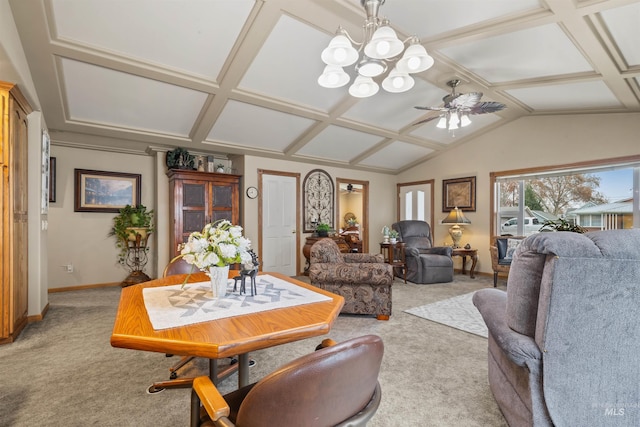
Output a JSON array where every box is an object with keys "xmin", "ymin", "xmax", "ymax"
[{"xmin": 309, "ymin": 239, "xmax": 393, "ymax": 320}]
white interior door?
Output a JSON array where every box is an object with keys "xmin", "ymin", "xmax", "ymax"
[
  {"xmin": 261, "ymin": 174, "xmax": 297, "ymax": 276},
  {"xmin": 398, "ymin": 181, "xmax": 434, "ymax": 235}
]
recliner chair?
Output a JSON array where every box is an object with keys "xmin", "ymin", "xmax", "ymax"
[
  {"xmin": 474, "ymin": 230, "xmax": 640, "ymax": 426},
  {"xmin": 392, "ymin": 220, "xmax": 453, "ymax": 284}
]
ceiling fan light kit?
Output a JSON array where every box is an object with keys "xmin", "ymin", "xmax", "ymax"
[
  {"xmin": 415, "ymin": 79, "xmax": 506, "ymax": 133},
  {"xmin": 318, "ymin": 0, "xmax": 434, "ymax": 97}
]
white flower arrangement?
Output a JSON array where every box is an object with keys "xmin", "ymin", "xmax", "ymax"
[{"xmin": 180, "ymin": 220, "xmax": 252, "ymax": 270}]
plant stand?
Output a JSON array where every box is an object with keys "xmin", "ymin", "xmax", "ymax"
[{"xmin": 121, "ymin": 234, "xmax": 152, "ymax": 287}]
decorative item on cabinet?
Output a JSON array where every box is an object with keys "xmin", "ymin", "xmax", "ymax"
[
  {"xmin": 167, "ymin": 169, "xmax": 241, "ymax": 258},
  {"xmin": 166, "ymin": 147, "xmax": 195, "ymax": 170}
]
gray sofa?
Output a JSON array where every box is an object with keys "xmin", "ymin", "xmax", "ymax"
[
  {"xmin": 391, "ymin": 220, "xmax": 453, "ymax": 284},
  {"xmin": 473, "ymin": 230, "xmax": 640, "ymax": 426}
]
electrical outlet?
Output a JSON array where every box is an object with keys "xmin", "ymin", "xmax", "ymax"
[{"xmin": 66, "ymin": 264, "xmax": 74, "ymax": 273}]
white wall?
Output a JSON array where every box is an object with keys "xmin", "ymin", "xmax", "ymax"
[
  {"xmin": 398, "ymin": 112, "xmax": 640, "ymax": 275},
  {"xmin": 48, "ymin": 145, "xmax": 155, "ymax": 288}
]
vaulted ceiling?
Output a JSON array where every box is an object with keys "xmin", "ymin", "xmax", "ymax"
[{"xmin": 9, "ymin": 0, "xmax": 640, "ymax": 174}]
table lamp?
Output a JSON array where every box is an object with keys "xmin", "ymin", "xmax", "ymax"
[{"xmin": 441, "ymin": 207, "xmax": 471, "ymax": 248}]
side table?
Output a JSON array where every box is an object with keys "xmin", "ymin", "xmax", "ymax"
[
  {"xmin": 380, "ymin": 242, "xmax": 407, "ymax": 283},
  {"xmin": 451, "ymin": 248, "xmax": 478, "ymax": 278}
]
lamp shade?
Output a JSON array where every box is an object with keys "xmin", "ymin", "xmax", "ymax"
[
  {"xmin": 318, "ymin": 65, "xmax": 350, "ymax": 88},
  {"xmin": 348, "ymin": 76, "xmax": 379, "ymax": 98},
  {"xmin": 381, "ymin": 68, "xmax": 414, "ymax": 93},
  {"xmin": 396, "ymin": 43, "xmax": 434, "ymax": 73},
  {"xmin": 321, "ymin": 34, "xmax": 359, "ymax": 67},
  {"xmin": 364, "ymin": 25, "xmax": 404, "ymax": 59},
  {"xmin": 441, "ymin": 207, "xmax": 471, "ymax": 225}
]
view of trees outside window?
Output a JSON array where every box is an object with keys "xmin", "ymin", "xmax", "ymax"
[{"xmin": 496, "ymin": 166, "xmax": 636, "ymax": 235}]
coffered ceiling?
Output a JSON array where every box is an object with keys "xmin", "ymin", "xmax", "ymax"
[{"xmin": 9, "ymin": 0, "xmax": 640, "ymax": 173}]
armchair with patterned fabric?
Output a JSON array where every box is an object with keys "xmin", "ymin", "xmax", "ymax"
[{"xmin": 309, "ymin": 238, "xmax": 393, "ymax": 320}]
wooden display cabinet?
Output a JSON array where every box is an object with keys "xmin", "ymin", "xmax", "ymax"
[
  {"xmin": 1, "ymin": 82, "xmax": 32, "ymax": 344},
  {"xmin": 167, "ymin": 169, "xmax": 241, "ymax": 258}
]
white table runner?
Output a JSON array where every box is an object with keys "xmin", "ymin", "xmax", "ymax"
[{"xmin": 142, "ymin": 274, "xmax": 331, "ymax": 330}]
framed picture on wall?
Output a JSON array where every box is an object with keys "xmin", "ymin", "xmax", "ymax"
[
  {"xmin": 49, "ymin": 157, "xmax": 56, "ymax": 203},
  {"xmin": 74, "ymin": 169, "xmax": 141, "ymax": 213},
  {"xmin": 41, "ymin": 130, "xmax": 50, "ymax": 214},
  {"xmin": 442, "ymin": 176, "xmax": 476, "ymax": 212}
]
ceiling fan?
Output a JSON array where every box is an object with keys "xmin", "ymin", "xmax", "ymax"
[{"xmin": 413, "ymin": 79, "xmax": 506, "ymax": 129}]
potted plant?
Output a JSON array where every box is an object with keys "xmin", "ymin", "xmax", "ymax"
[
  {"xmin": 216, "ymin": 163, "xmax": 225, "ymax": 173},
  {"xmin": 166, "ymin": 147, "xmax": 195, "ymax": 170},
  {"xmin": 539, "ymin": 218, "xmax": 586, "ymax": 233},
  {"xmin": 316, "ymin": 222, "xmax": 331, "ymax": 237},
  {"xmin": 109, "ymin": 204, "xmax": 155, "ymax": 265},
  {"xmin": 389, "ymin": 229, "xmax": 399, "ymax": 244}
]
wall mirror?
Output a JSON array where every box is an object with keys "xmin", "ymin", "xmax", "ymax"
[{"xmin": 336, "ymin": 179, "xmax": 369, "ymax": 252}]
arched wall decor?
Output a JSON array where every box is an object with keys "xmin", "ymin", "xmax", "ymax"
[{"xmin": 303, "ymin": 169, "xmax": 334, "ymax": 232}]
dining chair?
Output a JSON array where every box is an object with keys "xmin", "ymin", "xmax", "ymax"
[{"xmin": 190, "ymin": 334, "xmax": 384, "ymax": 427}]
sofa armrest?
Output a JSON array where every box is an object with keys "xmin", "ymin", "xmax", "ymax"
[
  {"xmin": 343, "ymin": 253, "xmax": 384, "ymax": 263},
  {"xmin": 473, "ymin": 289, "xmax": 542, "ymax": 368}
]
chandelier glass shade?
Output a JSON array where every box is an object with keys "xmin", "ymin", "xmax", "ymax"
[{"xmin": 317, "ymin": 0, "xmax": 434, "ymax": 98}]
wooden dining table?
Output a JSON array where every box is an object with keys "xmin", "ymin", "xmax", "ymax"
[{"xmin": 110, "ymin": 271, "xmax": 344, "ymax": 391}]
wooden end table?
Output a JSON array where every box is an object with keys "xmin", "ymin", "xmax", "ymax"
[
  {"xmin": 380, "ymin": 242, "xmax": 406, "ymax": 283},
  {"xmin": 452, "ymin": 248, "xmax": 478, "ymax": 278}
]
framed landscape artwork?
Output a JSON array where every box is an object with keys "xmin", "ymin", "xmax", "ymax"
[
  {"xmin": 442, "ymin": 176, "xmax": 476, "ymax": 212},
  {"xmin": 74, "ymin": 169, "xmax": 141, "ymax": 213}
]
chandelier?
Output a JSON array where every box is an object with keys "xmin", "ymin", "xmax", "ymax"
[{"xmin": 317, "ymin": 0, "xmax": 434, "ymax": 98}]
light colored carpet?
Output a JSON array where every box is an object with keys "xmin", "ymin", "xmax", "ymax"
[
  {"xmin": 0, "ymin": 274, "xmax": 507, "ymax": 427},
  {"xmin": 405, "ymin": 291, "xmax": 488, "ymax": 338}
]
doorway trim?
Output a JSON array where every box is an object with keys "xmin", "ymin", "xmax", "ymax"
[
  {"xmin": 397, "ymin": 179, "xmax": 436, "ymax": 239},
  {"xmin": 336, "ymin": 178, "xmax": 369, "ymax": 253},
  {"xmin": 257, "ymin": 169, "xmax": 301, "ymax": 275}
]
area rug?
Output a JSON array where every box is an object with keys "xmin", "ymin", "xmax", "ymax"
[
  {"xmin": 405, "ymin": 292, "xmax": 488, "ymax": 338},
  {"xmin": 143, "ymin": 274, "xmax": 331, "ymax": 330}
]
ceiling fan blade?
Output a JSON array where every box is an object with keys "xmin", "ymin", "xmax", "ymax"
[
  {"xmin": 413, "ymin": 116, "xmax": 440, "ymax": 126},
  {"xmin": 442, "ymin": 92, "xmax": 462, "ymax": 107},
  {"xmin": 469, "ymin": 101, "xmax": 507, "ymax": 115},
  {"xmin": 414, "ymin": 106, "xmax": 446, "ymax": 111},
  {"xmin": 451, "ymin": 92, "xmax": 482, "ymax": 109}
]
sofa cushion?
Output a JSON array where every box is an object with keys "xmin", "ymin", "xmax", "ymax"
[{"xmin": 504, "ymin": 238, "xmax": 522, "ymax": 259}]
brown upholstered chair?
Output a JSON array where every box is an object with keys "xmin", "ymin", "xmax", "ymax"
[
  {"xmin": 490, "ymin": 236, "xmax": 525, "ymax": 287},
  {"xmin": 190, "ymin": 335, "xmax": 384, "ymax": 427},
  {"xmin": 309, "ymin": 238, "xmax": 393, "ymax": 320}
]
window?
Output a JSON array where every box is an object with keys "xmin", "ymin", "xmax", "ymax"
[{"xmin": 492, "ymin": 157, "xmax": 640, "ymax": 236}]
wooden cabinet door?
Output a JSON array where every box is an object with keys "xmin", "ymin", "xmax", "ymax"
[
  {"xmin": 171, "ymin": 178, "xmax": 209, "ymax": 254},
  {"xmin": 168, "ymin": 170, "xmax": 241, "ymax": 258},
  {"xmin": 0, "ymin": 82, "xmax": 32, "ymax": 344}
]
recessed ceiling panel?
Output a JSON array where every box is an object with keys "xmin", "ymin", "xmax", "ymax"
[
  {"xmin": 297, "ymin": 125, "xmax": 384, "ymax": 161},
  {"xmin": 381, "ymin": 0, "xmax": 543, "ymax": 39},
  {"xmin": 410, "ymin": 114, "xmax": 502, "ymax": 144},
  {"xmin": 358, "ymin": 141, "xmax": 434, "ymax": 170},
  {"xmin": 52, "ymin": 0, "xmax": 254, "ymax": 79},
  {"xmin": 207, "ymin": 100, "xmax": 316, "ymax": 152},
  {"xmin": 240, "ymin": 14, "xmax": 345, "ymax": 112},
  {"xmin": 61, "ymin": 58, "xmax": 207, "ymax": 136},
  {"xmin": 343, "ymin": 79, "xmax": 447, "ymax": 131},
  {"xmin": 599, "ymin": 2, "xmax": 640, "ymax": 67},
  {"xmin": 439, "ymin": 24, "xmax": 593, "ymax": 83},
  {"xmin": 506, "ymin": 81, "xmax": 622, "ymax": 110}
]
